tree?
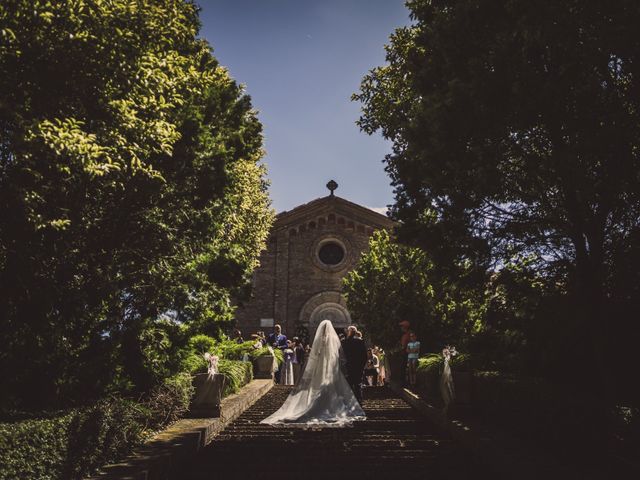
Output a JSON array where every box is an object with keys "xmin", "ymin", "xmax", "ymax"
[
  {"xmin": 354, "ymin": 0, "xmax": 640, "ymax": 403},
  {"xmin": 343, "ymin": 230, "xmax": 483, "ymax": 352},
  {"xmin": 0, "ymin": 0, "xmax": 273, "ymax": 409}
]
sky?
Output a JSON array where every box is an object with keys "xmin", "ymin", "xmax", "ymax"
[{"xmin": 198, "ymin": 0, "xmax": 412, "ymax": 214}]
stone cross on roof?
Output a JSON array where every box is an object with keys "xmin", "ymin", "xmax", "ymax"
[{"xmin": 326, "ymin": 179, "xmax": 338, "ymax": 196}]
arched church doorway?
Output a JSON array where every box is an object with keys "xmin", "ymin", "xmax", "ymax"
[{"xmin": 298, "ymin": 291, "xmax": 352, "ymax": 340}]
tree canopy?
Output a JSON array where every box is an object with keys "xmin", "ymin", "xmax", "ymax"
[
  {"xmin": 354, "ymin": 0, "xmax": 640, "ymax": 402},
  {"xmin": 0, "ymin": 0, "xmax": 273, "ymax": 409},
  {"xmin": 343, "ymin": 230, "xmax": 483, "ymax": 352}
]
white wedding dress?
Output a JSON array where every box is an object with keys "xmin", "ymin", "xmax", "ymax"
[{"xmin": 260, "ymin": 319, "xmax": 366, "ymax": 426}]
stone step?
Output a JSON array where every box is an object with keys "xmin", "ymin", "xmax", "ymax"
[{"xmin": 177, "ymin": 386, "xmax": 483, "ymax": 479}]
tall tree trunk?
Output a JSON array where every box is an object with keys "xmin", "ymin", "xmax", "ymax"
[{"xmin": 574, "ymin": 232, "xmax": 611, "ymax": 450}]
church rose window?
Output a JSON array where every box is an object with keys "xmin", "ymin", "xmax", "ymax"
[{"xmin": 318, "ymin": 242, "xmax": 345, "ymax": 265}]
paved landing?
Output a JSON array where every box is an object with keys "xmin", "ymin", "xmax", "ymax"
[{"xmin": 180, "ymin": 386, "xmax": 485, "ymax": 479}]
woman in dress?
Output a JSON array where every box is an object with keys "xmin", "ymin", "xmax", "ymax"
[
  {"xmin": 364, "ymin": 348, "xmax": 380, "ymax": 386},
  {"xmin": 280, "ymin": 340, "xmax": 295, "ymax": 386},
  {"xmin": 261, "ymin": 319, "xmax": 366, "ymax": 426},
  {"xmin": 292, "ymin": 337, "xmax": 305, "ymax": 385}
]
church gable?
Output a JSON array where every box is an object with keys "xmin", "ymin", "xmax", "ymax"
[
  {"xmin": 274, "ymin": 195, "xmax": 394, "ymax": 238},
  {"xmin": 234, "ymin": 184, "xmax": 395, "ymax": 342}
]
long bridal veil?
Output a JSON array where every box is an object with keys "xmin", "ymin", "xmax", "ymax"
[{"xmin": 260, "ymin": 319, "xmax": 366, "ymax": 426}]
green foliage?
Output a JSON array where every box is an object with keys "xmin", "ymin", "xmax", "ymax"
[
  {"xmin": 344, "ymin": 230, "xmax": 484, "ymax": 351},
  {"xmin": 180, "ymin": 353, "xmax": 208, "ymax": 376},
  {"xmin": 417, "ymin": 353, "xmax": 473, "ymax": 375},
  {"xmin": 0, "ymin": 0, "xmax": 273, "ymax": 410},
  {"xmin": 0, "ymin": 398, "xmax": 149, "ymax": 480},
  {"xmin": 137, "ymin": 318, "xmax": 186, "ymax": 385},
  {"xmin": 218, "ymin": 360, "xmax": 253, "ymax": 397},
  {"xmin": 0, "ymin": 412, "xmax": 75, "ymax": 480},
  {"xmin": 472, "ymin": 372, "xmax": 604, "ymax": 455},
  {"xmin": 0, "ymin": 373, "xmax": 194, "ymax": 480},
  {"xmin": 188, "ymin": 335, "xmax": 218, "ymax": 355},
  {"xmin": 216, "ymin": 339, "xmax": 257, "ymax": 360},
  {"xmin": 250, "ymin": 346, "xmax": 284, "ymax": 365},
  {"xmin": 353, "ymin": 0, "xmax": 640, "ymax": 401},
  {"xmin": 417, "ymin": 354, "xmax": 444, "ymax": 375},
  {"xmin": 145, "ymin": 373, "xmax": 194, "ymax": 429}
]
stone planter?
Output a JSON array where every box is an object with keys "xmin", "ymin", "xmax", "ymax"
[
  {"xmin": 452, "ymin": 371, "xmax": 472, "ymax": 404},
  {"xmin": 189, "ymin": 373, "xmax": 226, "ymax": 417},
  {"xmin": 416, "ymin": 370, "xmax": 439, "ymax": 397},
  {"xmin": 252, "ymin": 354, "xmax": 275, "ymax": 379},
  {"xmin": 386, "ymin": 351, "xmax": 406, "ymax": 384}
]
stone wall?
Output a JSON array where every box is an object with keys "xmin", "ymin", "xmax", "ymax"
[{"xmin": 235, "ymin": 196, "xmax": 394, "ymax": 340}]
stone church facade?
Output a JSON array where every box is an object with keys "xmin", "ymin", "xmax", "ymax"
[{"xmin": 235, "ymin": 185, "xmax": 395, "ymax": 341}]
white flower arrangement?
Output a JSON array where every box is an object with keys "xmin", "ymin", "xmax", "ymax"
[
  {"xmin": 442, "ymin": 345, "xmax": 458, "ymax": 362},
  {"xmin": 440, "ymin": 345, "xmax": 458, "ymax": 408},
  {"xmin": 203, "ymin": 352, "xmax": 219, "ymax": 375}
]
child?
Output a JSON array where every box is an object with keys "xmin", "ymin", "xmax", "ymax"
[{"xmin": 406, "ymin": 332, "xmax": 420, "ymax": 388}]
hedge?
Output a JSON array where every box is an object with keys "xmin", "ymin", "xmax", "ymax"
[
  {"xmin": 0, "ymin": 373, "xmax": 194, "ymax": 480},
  {"xmin": 219, "ymin": 359, "xmax": 253, "ymax": 397}
]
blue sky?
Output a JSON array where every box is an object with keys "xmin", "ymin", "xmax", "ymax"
[{"xmin": 198, "ymin": 1, "xmax": 411, "ymax": 213}]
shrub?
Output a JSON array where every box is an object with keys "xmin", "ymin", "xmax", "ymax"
[
  {"xmin": 145, "ymin": 373, "xmax": 195, "ymax": 429},
  {"xmin": 417, "ymin": 353, "xmax": 443, "ymax": 374},
  {"xmin": 217, "ymin": 340, "xmax": 257, "ymax": 360},
  {"xmin": 62, "ymin": 398, "xmax": 151, "ymax": 479},
  {"xmin": 218, "ymin": 360, "xmax": 253, "ymax": 397},
  {"xmin": 417, "ymin": 352, "xmax": 474, "ymax": 374},
  {"xmin": 250, "ymin": 346, "xmax": 284, "ymax": 365},
  {"xmin": 0, "ymin": 412, "xmax": 75, "ymax": 480},
  {"xmin": 180, "ymin": 352, "xmax": 208, "ymax": 375},
  {"xmin": 472, "ymin": 372, "xmax": 603, "ymax": 456},
  {"xmin": 187, "ymin": 334, "xmax": 217, "ymax": 355},
  {"xmin": 0, "ymin": 374, "xmax": 195, "ymax": 480},
  {"xmin": 0, "ymin": 397, "xmax": 150, "ymax": 480}
]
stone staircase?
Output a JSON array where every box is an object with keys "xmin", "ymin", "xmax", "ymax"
[{"xmin": 179, "ymin": 386, "xmax": 483, "ymax": 479}]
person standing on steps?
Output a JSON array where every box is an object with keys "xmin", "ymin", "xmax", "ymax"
[
  {"xmin": 364, "ymin": 348, "xmax": 380, "ymax": 386},
  {"xmin": 292, "ymin": 337, "xmax": 305, "ymax": 385},
  {"xmin": 232, "ymin": 329, "xmax": 244, "ymax": 344},
  {"xmin": 267, "ymin": 324, "xmax": 287, "ymax": 383},
  {"xmin": 341, "ymin": 325, "xmax": 368, "ymax": 404},
  {"xmin": 280, "ymin": 340, "xmax": 295, "ymax": 386},
  {"xmin": 398, "ymin": 320, "xmax": 411, "ymax": 385},
  {"xmin": 406, "ymin": 331, "xmax": 421, "ymax": 388}
]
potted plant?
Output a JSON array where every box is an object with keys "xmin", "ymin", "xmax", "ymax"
[
  {"xmin": 189, "ymin": 353, "xmax": 226, "ymax": 417},
  {"xmin": 250, "ymin": 346, "xmax": 282, "ymax": 379}
]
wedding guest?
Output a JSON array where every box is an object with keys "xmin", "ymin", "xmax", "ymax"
[
  {"xmin": 364, "ymin": 348, "xmax": 380, "ymax": 386},
  {"xmin": 292, "ymin": 337, "xmax": 305, "ymax": 385},
  {"xmin": 267, "ymin": 324, "xmax": 287, "ymax": 382},
  {"xmin": 341, "ymin": 326, "xmax": 367, "ymax": 403},
  {"xmin": 232, "ymin": 329, "xmax": 244, "ymax": 344},
  {"xmin": 267, "ymin": 324, "xmax": 287, "ymax": 350},
  {"xmin": 250, "ymin": 334, "xmax": 263, "ymax": 350},
  {"xmin": 280, "ymin": 340, "xmax": 295, "ymax": 386},
  {"xmin": 406, "ymin": 331, "xmax": 421, "ymax": 388},
  {"xmin": 374, "ymin": 346, "xmax": 386, "ymax": 385},
  {"xmin": 399, "ymin": 320, "xmax": 411, "ymax": 385}
]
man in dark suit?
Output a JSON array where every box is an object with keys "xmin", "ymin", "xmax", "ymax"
[
  {"xmin": 266, "ymin": 324, "xmax": 287, "ymax": 350},
  {"xmin": 341, "ymin": 325, "xmax": 368, "ymax": 403},
  {"xmin": 267, "ymin": 324, "xmax": 287, "ymax": 382}
]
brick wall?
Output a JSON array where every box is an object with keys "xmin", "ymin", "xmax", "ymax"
[{"xmin": 234, "ymin": 197, "xmax": 393, "ymax": 339}]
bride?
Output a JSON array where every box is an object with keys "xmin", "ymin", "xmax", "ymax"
[{"xmin": 260, "ymin": 319, "xmax": 366, "ymax": 426}]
